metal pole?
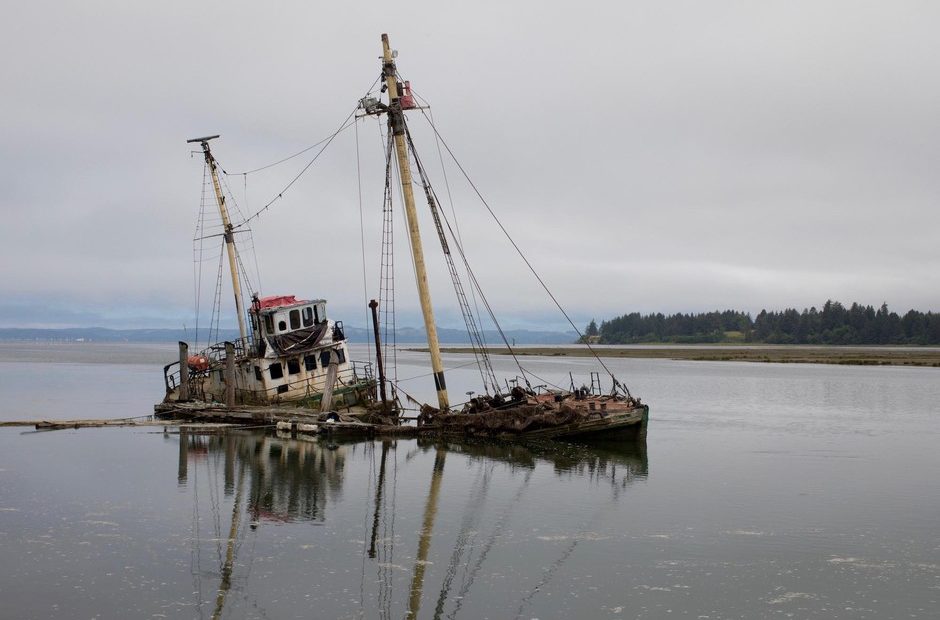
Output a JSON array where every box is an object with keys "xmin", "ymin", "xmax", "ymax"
[
  {"xmin": 369, "ymin": 299, "xmax": 388, "ymax": 406},
  {"xmin": 381, "ymin": 34, "xmax": 449, "ymax": 412},
  {"xmin": 178, "ymin": 341, "xmax": 190, "ymax": 401}
]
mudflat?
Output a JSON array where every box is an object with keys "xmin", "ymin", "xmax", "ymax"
[{"xmin": 425, "ymin": 345, "xmax": 940, "ymax": 367}]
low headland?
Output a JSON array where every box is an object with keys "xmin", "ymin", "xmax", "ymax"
[{"xmin": 424, "ymin": 345, "xmax": 940, "ymax": 367}]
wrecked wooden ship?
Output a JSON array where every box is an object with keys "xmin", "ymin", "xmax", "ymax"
[
  {"xmin": 154, "ymin": 136, "xmax": 384, "ymax": 425},
  {"xmin": 156, "ymin": 34, "xmax": 649, "ymax": 442}
]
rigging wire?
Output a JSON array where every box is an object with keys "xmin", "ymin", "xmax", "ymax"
[
  {"xmin": 222, "ymin": 77, "xmax": 380, "ymax": 177},
  {"xmin": 403, "ymin": 122, "xmax": 531, "ymax": 389},
  {"xmin": 232, "ymin": 113, "xmax": 359, "ymax": 230},
  {"xmin": 193, "ymin": 163, "xmax": 211, "ymax": 348},
  {"xmin": 208, "ymin": 250, "xmax": 226, "ymax": 350},
  {"xmin": 395, "ymin": 358, "xmax": 486, "ymax": 384},
  {"xmin": 412, "ymin": 91, "xmax": 490, "ymax": 352},
  {"xmin": 427, "ymin": 106, "xmax": 492, "ymax": 366},
  {"xmin": 232, "ymin": 77, "xmax": 382, "ymax": 230},
  {"xmin": 355, "ymin": 118, "xmax": 372, "ymax": 366},
  {"xmin": 416, "ymin": 107, "xmax": 622, "ymax": 385},
  {"xmin": 404, "ymin": 125, "xmax": 499, "ymax": 394}
]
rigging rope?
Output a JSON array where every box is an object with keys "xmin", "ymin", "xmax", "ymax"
[
  {"xmin": 354, "ymin": 118, "xmax": 372, "ymax": 367},
  {"xmin": 402, "ymin": 121, "xmax": 531, "ymax": 389},
  {"xmin": 428, "ymin": 106, "xmax": 492, "ymax": 370},
  {"xmin": 193, "ymin": 162, "xmax": 210, "ymax": 349},
  {"xmin": 232, "ymin": 112, "xmax": 359, "ymax": 230},
  {"xmin": 404, "ymin": 125, "xmax": 500, "ymax": 394},
  {"xmin": 222, "ymin": 76, "xmax": 381, "ymax": 177},
  {"xmin": 417, "ymin": 107, "xmax": 622, "ymax": 385},
  {"xmin": 230, "ymin": 77, "xmax": 382, "ymax": 230}
]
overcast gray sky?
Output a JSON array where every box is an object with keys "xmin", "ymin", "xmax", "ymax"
[{"xmin": 1, "ymin": 1, "xmax": 938, "ymax": 330}]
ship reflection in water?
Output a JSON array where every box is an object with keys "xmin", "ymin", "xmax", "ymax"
[{"xmin": 174, "ymin": 429, "xmax": 648, "ymax": 619}]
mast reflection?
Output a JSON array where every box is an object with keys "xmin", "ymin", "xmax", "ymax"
[{"xmin": 174, "ymin": 430, "xmax": 648, "ymax": 618}]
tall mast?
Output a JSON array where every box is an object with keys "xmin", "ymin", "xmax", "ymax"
[
  {"xmin": 381, "ymin": 34, "xmax": 449, "ymax": 411},
  {"xmin": 188, "ymin": 135, "xmax": 249, "ymax": 349}
]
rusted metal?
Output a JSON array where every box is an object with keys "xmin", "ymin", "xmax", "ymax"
[
  {"xmin": 369, "ymin": 299, "xmax": 388, "ymax": 407},
  {"xmin": 178, "ymin": 341, "xmax": 190, "ymax": 401}
]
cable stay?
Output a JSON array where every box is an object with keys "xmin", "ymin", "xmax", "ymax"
[
  {"xmin": 232, "ymin": 111, "xmax": 357, "ymax": 231},
  {"xmin": 415, "ymin": 105, "xmax": 629, "ymax": 394},
  {"xmin": 231, "ymin": 77, "xmax": 382, "ymax": 231},
  {"xmin": 401, "ymin": 117, "xmax": 533, "ymax": 391},
  {"xmin": 403, "ymin": 125, "xmax": 501, "ymax": 395},
  {"xmin": 222, "ymin": 76, "xmax": 381, "ymax": 177}
]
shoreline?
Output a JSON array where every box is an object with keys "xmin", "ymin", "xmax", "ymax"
[{"xmin": 416, "ymin": 345, "xmax": 940, "ymax": 367}]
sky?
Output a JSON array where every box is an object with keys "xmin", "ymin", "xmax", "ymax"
[{"xmin": 1, "ymin": 1, "xmax": 938, "ymax": 331}]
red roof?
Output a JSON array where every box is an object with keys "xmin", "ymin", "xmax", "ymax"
[{"xmin": 258, "ymin": 295, "xmax": 308, "ymax": 310}]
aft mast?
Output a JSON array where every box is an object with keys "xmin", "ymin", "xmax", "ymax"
[
  {"xmin": 187, "ymin": 135, "xmax": 249, "ymax": 350},
  {"xmin": 381, "ymin": 34, "xmax": 450, "ymax": 411}
]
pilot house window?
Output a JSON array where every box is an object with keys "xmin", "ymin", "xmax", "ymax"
[
  {"xmin": 289, "ymin": 309, "xmax": 301, "ymax": 330},
  {"xmin": 302, "ymin": 306, "xmax": 314, "ymax": 327}
]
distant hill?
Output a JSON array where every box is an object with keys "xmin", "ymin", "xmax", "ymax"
[{"xmin": 0, "ymin": 326, "xmax": 577, "ymax": 346}]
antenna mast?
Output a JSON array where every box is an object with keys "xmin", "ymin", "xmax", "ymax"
[
  {"xmin": 188, "ymin": 135, "xmax": 249, "ymax": 350},
  {"xmin": 381, "ymin": 34, "xmax": 450, "ymax": 411}
]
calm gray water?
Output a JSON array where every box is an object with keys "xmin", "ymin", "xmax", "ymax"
[{"xmin": 0, "ymin": 342, "xmax": 938, "ymax": 619}]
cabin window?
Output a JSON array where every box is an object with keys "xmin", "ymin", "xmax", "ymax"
[
  {"xmin": 253, "ymin": 366, "xmax": 263, "ymax": 381},
  {"xmin": 287, "ymin": 358, "xmax": 301, "ymax": 375},
  {"xmin": 269, "ymin": 363, "xmax": 283, "ymax": 379},
  {"xmin": 278, "ymin": 320, "xmax": 287, "ymax": 332},
  {"xmin": 264, "ymin": 315, "xmax": 274, "ymax": 334},
  {"xmin": 302, "ymin": 306, "xmax": 314, "ymax": 327},
  {"xmin": 304, "ymin": 355, "xmax": 317, "ymax": 371},
  {"xmin": 289, "ymin": 309, "xmax": 301, "ymax": 330},
  {"xmin": 335, "ymin": 348, "xmax": 346, "ymax": 364},
  {"xmin": 277, "ymin": 385, "xmax": 289, "ymax": 394},
  {"xmin": 320, "ymin": 350, "xmax": 332, "ymax": 368}
]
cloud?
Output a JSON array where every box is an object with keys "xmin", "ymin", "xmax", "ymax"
[{"xmin": 2, "ymin": 1, "xmax": 938, "ymax": 329}]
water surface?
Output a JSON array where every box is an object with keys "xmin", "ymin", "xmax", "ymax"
[{"xmin": 0, "ymin": 343, "xmax": 937, "ymax": 618}]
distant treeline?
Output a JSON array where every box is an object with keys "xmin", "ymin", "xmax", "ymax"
[{"xmin": 592, "ymin": 301, "xmax": 940, "ymax": 345}]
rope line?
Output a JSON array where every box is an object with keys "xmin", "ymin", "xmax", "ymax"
[
  {"xmin": 233, "ymin": 113, "xmax": 359, "ymax": 230},
  {"xmin": 417, "ymin": 108, "xmax": 620, "ymax": 384},
  {"xmin": 223, "ymin": 77, "xmax": 380, "ymax": 177}
]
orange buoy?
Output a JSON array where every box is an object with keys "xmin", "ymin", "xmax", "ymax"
[{"xmin": 187, "ymin": 355, "xmax": 209, "ymax": 372}]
